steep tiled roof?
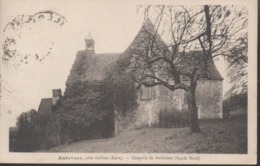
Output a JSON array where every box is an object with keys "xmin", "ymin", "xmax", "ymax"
[
  {"xmin": 37, "ymin": 98, "xmax": 53, "ymax": 116},
  {"xmin": 66, "ymin": 19, "xmax": 223, "ymax": 88},
  {"xmin": 177, "ymin": 51, "xmax": 223, "ymax": 80},
  {"xmin": 119, "ymin": 19, "xmax": 223, "ymax": 81},
  {"xmin": 126, "ymin": 19, "xmax": 167, "ymax": 54},
  {"xmin": 66, "ymin": 50, "xmax": 120, "ymax": 86}
]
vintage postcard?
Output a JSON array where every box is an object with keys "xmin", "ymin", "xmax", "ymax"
[{"xmin": 0, "ymin": 0, "xmax": 257, "ymax": 164}]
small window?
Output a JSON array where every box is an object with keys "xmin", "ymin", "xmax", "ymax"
[{"xmin": 139, "ymin": 86, "xmax": 156, "ymax": 101}]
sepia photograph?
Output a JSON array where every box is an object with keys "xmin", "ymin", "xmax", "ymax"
[{"xmin": 0, "ymin": 0, "xmax": 257, "ymax": 164}]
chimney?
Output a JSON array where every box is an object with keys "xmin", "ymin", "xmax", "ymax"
[{"xmin": 52, "ymin": 89, "xmax": 62, "ymax": 105}]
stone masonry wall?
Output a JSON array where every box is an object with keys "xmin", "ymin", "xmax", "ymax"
[
  {"xmin": 115, "ymin": 80, "xmax": 223, "ymax": 134},
  {"xmin": 114, "ymin": 99, "xmax": 161, "ymax": 135},
  {"xmin": 114, "ymin": 85, "xmax": 186, "ymax": 135},
  {"xmin": 196, "ymin": 80, "xmax": 223, "ymax": 119}
]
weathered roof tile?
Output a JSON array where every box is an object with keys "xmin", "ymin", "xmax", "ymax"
[{"xmin": 37, "ymin": 98, "xmax": 53, "ymax": 116}]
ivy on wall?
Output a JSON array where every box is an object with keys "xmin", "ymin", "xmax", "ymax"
[
  {"xmin": 104, "ymin": 52, "xmax": 138, "ymax": 114},
  {"xmin": 51, "ymin": 80, "xmax": 114, "ymax": 143},
  {"xmin": 54, "ymin": 81, "xmax": 113, "ymax": 127}
]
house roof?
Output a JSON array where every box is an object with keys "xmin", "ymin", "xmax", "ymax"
[
  {"xmin": 120, "ymin": 19, "xmax": 223, "ymax": 81},
  {"xmin": 37, "ymin": 98, "xmax": 53, "ymax": 116},
  {"xmin": 66, "ymin": 50, "xmax": 120, "ymax": 86},
  {"xmin": 126, "ymin": 19, "xmax": 167, "ymax": 54},
  {"xmin": 107, "ymin": 19, "xmax": 169, "ymax": 72},
  {"xmin": 66, "ymin": 19, "xmax": 223, "ymax": 88},
  {"xmin": 177, "ymin": 51, "xmax": 223, "ymax": 80}
]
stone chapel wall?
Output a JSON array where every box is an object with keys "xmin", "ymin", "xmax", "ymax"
[{"xmin": 114, "ymin": 80, "xmax": 223, "ymax": 135}]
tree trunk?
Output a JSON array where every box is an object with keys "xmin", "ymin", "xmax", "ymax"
[
  {"xmin": 187, "ymin": 91, "xmax": 201, "ymax": 133},
  {"xmin": 55, "ymin": 121, "xmax": 61, "ymax": 146}
]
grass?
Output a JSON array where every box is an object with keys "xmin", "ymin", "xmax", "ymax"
[{"xmin": 46, "ymin": 114, "xmax": 247, "ymax": 153}]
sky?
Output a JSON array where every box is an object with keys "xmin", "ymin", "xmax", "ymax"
[{"xmin": 1, "ymin": 0, "xmax": 229, "ymax": 127}]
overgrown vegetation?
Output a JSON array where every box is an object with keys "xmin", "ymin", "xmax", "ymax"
[
  {"xmin": 225, "ymin": 33, "xmax": 248, "ymax": 98},
  {"xmin": 158, "ymin": 107, "xmax": 190, "ymax": 128},
  {"xmin": 104, "ymin": 53, "xmax": 139, "ymax": 114},
  {"xmin": 9, "ymin": 81, "xmax": 115, "ymax": 151},
  {"xmin": 9, "ymin": 109, "xmax": 40, "ymax": 152},
  {"xmin": 223, "ymin": 92, "xmax": 247, "ymax": 119},
  {"xmin": 51, "ymin": 81, "xmax": 115, "ymax": 146}
]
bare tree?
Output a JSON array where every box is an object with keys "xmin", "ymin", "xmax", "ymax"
[
  {"xmin": 129, "ymin": 5, "xmax": 247, "ymax": 132},
  {"xmin": 54, "ymin": 120, "xmax": 63, "ymax": 146},
  {"xmin": 225, "ymin": 33, "xmax": 248, "ymax": 97}
]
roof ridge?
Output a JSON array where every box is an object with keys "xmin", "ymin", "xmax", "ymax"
[
  {"xmin": 41, "ymin": 98, "xmax": 52, "ymax": 100},
  {"xmin": 95, "ymin": 52, "xmax": 122, "ymax": 55}
]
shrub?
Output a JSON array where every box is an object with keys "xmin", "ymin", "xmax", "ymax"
[
  {"xmin": 158, "ymin": 107, "xmax": 190, "ymax": 128},
  {"xmin": 51, "ymin": 81, "xmax": 115, "ymax": 145},
  {"xmin": 10, "ymin": 109, "xmax": 40, "ymax": 152},
  {"xmin": 223, "ymin": 92, "xmax": 247, "ymax": 119},
  {"xmin": 104, "ymin": 55, "xmax": 138, "ymax": 114}
]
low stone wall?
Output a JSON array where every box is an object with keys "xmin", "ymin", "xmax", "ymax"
[{"xmin": 114, "ymin": 99, "xmax": 161, "ymax": 135}]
